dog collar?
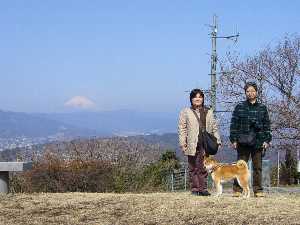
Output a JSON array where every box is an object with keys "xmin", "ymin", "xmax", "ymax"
[{"xmin": 211, "ymin": 164, "xmax": 221, "ymax": 172}]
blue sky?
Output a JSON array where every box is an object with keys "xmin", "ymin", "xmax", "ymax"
[{"xmin": 0, "ymin": 0, "xmax": 299, "ymax": 113}]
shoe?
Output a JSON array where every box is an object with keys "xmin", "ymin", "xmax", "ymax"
[
  {"xmin": 232, "ymin": 192, "xmax": 242, "ymax": 197},
  {"xmin": 254, "ymin": 192, "xmax": 265, "ymax": 197},
  {"xmin": 191, "ymin": 191, "xmax": 199, "ymax": 196},
  {"xmin": 198, "ymin": 190, "xmax": 211, "ymax": 196}
]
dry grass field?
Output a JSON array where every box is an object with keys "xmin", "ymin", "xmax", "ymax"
[{"xmin": 0, "ymin": 191, "xmax": 299, "ymax": 225}]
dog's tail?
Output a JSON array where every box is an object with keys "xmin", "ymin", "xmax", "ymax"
[{"xmin": 236, "ymin": 160, "xmax": 248, "ymax": 169}]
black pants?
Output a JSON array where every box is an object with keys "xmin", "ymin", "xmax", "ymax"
[{"xmin": 233, "ymin": 145, "xmax": 263, "ymax": 193}]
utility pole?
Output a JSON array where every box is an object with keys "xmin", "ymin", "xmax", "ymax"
[
  {"xmin": 210, "ymin": 15, "xmax": 217, "ymax": 112},
  {"xmin": 209, "ymin": 15, "xmax": 239, "ymax": 112}
]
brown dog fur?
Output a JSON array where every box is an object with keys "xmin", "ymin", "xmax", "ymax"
[{"xmin": 204, "ymin": 156, "xmax": 250, "ymax": 198}]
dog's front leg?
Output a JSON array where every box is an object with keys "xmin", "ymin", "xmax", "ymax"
[
  {"xmin": 215, "ymin": 181, "xmax": 222, "ymax": 197},
  {"xmin": 245, "ymin": 185, "xmax": 250, "ymax": 198}
]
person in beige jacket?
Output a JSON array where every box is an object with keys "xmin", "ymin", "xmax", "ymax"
[{"xmin": 178, "ymin": 89, "xmax": 221, "ymax": 196}]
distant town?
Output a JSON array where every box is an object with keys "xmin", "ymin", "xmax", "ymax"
[{"xmin": 0, "ymin": 133, "xmax": 69, "ymax": 151}]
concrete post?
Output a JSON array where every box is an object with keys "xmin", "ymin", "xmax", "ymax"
[
  {"xmin": 0, "ymin": 162, "xmax": 33, "ymax": 194},
  {"xmin": 0, "ymin": 171, "xmax": 9, "ymax": 193}
]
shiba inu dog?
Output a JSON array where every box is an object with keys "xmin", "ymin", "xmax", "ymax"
[{"xmin": 203, "ymin": 156, "xmax": 250, "ymax": 198}]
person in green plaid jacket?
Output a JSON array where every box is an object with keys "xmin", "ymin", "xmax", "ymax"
[{"xmin": 230, "ymin": 82, "xmax": 272, "ymax": 197}]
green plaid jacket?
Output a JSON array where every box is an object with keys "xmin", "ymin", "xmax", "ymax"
[{"xmin": 229, "ymin": 100, "xmax": 272, "ymax": 149}]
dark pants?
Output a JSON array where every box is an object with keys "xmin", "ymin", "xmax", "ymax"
[
  {"xmin": 188, "ymin": 145, "xmax": 208, "ymax": 192},
  {"xmin": 233, "ymin": 145, "xmax": 263, "ymax": 193}
]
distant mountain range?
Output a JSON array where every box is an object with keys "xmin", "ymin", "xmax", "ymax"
[
  {"xmin": 0, "ymin": 110, "xmax": 96, "ymax": 138},
  {"xmin": 37, "ymin": 110, "xmax": 178, "ymax": 136},
  {"xmin": 0, "ymin": 109, "xmax": 178, "ymax": 139}
]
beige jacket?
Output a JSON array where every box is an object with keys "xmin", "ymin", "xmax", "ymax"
[{"xmin": 178, "ymin": 107, "xmax": 221, "ymax": 156}]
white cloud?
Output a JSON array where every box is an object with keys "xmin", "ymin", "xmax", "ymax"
[{"xmin": 64, "ymin": 96, "xmax": 96, "ymax": 109}]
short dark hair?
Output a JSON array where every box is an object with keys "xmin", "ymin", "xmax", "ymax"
[
  {"xmin": 189, "ymin": 89, "xmax": 204, "ymax": 106},
  {"xmin": 244, "ymin": 82, "xmax": 258, "ymax": 92}
]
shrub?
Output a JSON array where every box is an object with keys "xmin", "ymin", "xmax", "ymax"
[{"xmin": 10, "ymin": 150, "xmax": 180, "ymax": 193}]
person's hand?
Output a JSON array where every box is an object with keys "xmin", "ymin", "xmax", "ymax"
[
  {"xmin": 232, "ymin": 142, "xmax": 238, "ymax": 150},
  {"xmin": 181, "ymin": 144, "xmax": 187, "ymax": 152},
  {"xmin": 262, "ymin": 142, "xmax": 270, "ymax": 149}
]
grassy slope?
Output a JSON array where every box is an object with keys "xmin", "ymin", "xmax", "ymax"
[{"xmin": 0, "ymin": 192, "xmax": 299, "ymax": 225}]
